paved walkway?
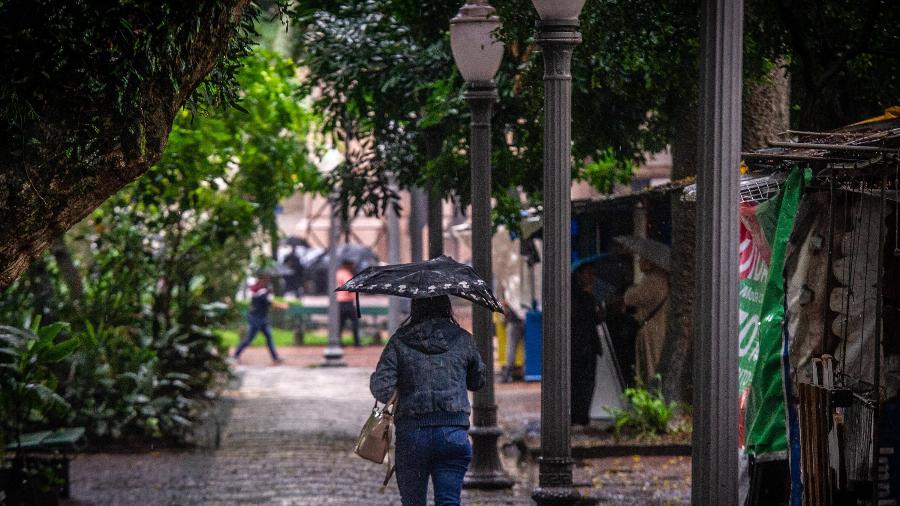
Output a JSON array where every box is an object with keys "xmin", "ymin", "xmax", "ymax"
[{"xmin": 68, "ymin": 346, "xmax": 689, "ymax": 505}]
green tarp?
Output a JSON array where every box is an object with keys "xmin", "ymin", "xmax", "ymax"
[{"xmin": 743, "ymin": 167, "xmax": 810, "ymax": 456}]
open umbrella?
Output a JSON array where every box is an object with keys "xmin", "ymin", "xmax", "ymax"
[
  {"xmin": 336, "ymin": 255, "xmax": 503, "ymax": 312},
  {"xmin": 613, "ymin": 236, "xmax": 671, "ymax": 272},
  {"xmin": 335, "ymin": 244, "xmax": 379, "ymax": 271}
]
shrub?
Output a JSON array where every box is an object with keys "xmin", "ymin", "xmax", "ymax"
[
  {"xmin": 609, "ymin": 379, "xmax": 676, "ymax": 437},
  {"xmin": 59, "ymin": 320, "xmax": 227, "ymax": 443},
  {"xmin": 0, "ymin": 322, "xmax": 79, "ymax": 503},
  {"xmin": 0, "ymin": 322, "xmax": 79, "ymax": 449}
]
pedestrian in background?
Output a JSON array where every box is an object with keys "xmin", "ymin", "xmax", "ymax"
[
  {"xmin": 335, "ymin": 260, "xmax": 361, "ymax": 346},
  {"xmin": 370, "ymin": 295, "xmax": 486, "ymax": 506},
  {"xmin": 500, "ymin": 286, "xmax": 525, "ymax": 383},
  {"xmin": 624, "ymin": 257, "xmax": 669, "ymax": 385},
  {"xmin": 234, "ymin": 274, "xmax": 288, "ymax": 364},
  {"xmin": 571, "ymin": 261, "xmax": 603, "ymax": 426}
]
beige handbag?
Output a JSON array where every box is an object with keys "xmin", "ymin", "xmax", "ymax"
[{"xmin": 355, "ymin": 391, "xmax": 398, "ymax": 487}]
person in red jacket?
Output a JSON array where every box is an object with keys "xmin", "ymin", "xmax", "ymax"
[{"xmin": 336, "ymin": 261, "xmax": 361, "ymax": 346}]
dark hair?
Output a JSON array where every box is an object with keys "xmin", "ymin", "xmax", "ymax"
[{"xmin": 401, "ymin": 295, "xmax": 457, "ymax": 327}]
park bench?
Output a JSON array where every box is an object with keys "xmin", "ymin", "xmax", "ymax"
[
  {"xmin": 4, "ymin": 427, "xmax": 85, "ymax": 499},
  {"xmin": 238, "ymin": 301, "xmax": 390, "ymax": 344},
  {"xmin": 285, "ymin": 303, "xmax": 389, "ymax": 344}
]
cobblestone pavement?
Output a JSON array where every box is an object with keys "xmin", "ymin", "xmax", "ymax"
[{"xmin": 69, "ymin": 347, "xmax": 689, "ymax": 505}]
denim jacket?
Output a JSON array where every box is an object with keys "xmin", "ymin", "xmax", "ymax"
[{"xmin": 370, "ymin": 318, "xmax": 486, "ymax": 428}]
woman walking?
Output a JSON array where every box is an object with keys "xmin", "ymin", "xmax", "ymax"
[{"xmin": 370, "ymin": 295, "xmax": 486, "ymax": 506}]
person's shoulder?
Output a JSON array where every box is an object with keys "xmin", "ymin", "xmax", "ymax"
[
  {"xmin": 445, "ymin": 323, "xmax": 474, "ymax": 344},
  {"xmin": 384, "ymin": 334, "xmax": 407, "ymax": 350},
  {"xmin": 433, "ymin": 318, "xmax": 467, "ymax": 333}
]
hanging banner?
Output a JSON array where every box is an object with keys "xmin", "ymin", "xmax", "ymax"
[
  {"xmin": 738, "ymin": 203, "xmax": 770, "ymax": 447},
  {"xmin": 745, "ymin": 167, "xmax": 809, "ymax": 457}
]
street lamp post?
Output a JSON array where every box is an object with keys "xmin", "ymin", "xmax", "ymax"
[
  {"xmin": 317, "ymin": 149, "xmax": 347, "ymax": 367},
  {"xmin": 425, "ymin": 127, "xmax": 445, "ymax": 260},
  {"xmin": 386, "ymin": 172, "xmax": 403, "ymax": 335},
  {"xmin": 322, "ymin": 193, "xmax": 347, "ymax": 367},
  {"xmin": 530, "ymin": 0, "xmax": 584, "ymax": 504},
  {"xmin": 450, "ymin": 0, "xmax": 514, "ymax": 490}
]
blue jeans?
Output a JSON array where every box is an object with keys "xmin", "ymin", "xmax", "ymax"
[
  {"xmin": 234, "ymin": 315, "xmax": 279, "ymax": 360},
  {"xmin": 395, "ymin": 426, "xmax": 472, "ymax": 506}
]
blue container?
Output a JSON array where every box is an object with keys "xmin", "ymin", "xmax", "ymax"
[{"xmin": 524, "ymin": 309, "xmax": 542, "ymax": 381}]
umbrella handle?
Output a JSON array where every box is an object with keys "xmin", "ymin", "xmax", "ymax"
[{"xmin": 356, "ymin": 291, "xmax": 361, "ymax": 319}]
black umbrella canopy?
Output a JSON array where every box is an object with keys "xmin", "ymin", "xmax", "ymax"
[
  {"xmin": 335, "ymin": 255, "xmax": 502, "ymax": 312},
  {"xmin": 335, "ymin": 243, "xmax": 378, "ymax": 270}
]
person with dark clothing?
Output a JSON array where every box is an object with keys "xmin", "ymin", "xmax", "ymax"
[
  {"xmin": 234, "ymin": 275, "xmax": 287, "ymax": 364},
  {"xmin": 594, "ymin": 252, "xmax": 637, "ymax": 387},
  {"xmin": 370, "ymin": 295, "xmax": 486, "ymax": 506},
  {"xmin": 571, "ymin": 262, "xmax": 603, "ymax": 426},
  {"xmin": 336, "ymin": 261, "xmax": 361, "ymax": 346}
]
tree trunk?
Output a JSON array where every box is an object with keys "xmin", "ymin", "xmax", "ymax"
[
  {"xmin": 27, "ymin": 257, "xmax": 57, "ymax": 324},
  {"xmin": 658, "ymin": 95, "xmax": 699, "ymax": 403},
  {"xmin": 742, "ymin": 62, "xmax": 790, "ymax": 151},
  {"xmin": 0, "ymin": 1, "xmax": 252, "ymax": 289},
  {"xmin": 50, "ymin": 237, "xmax": 83, "ymax": 307}
]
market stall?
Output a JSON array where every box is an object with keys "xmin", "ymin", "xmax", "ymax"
[{"xmin": 717, "ymin": 108, "xmax": 900, "ymax": 505}]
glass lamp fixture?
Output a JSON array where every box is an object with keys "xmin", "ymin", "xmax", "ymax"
[
  {"xmin": 531, "ymin": 0, "xmax": 586, "ymax": 21},
  {"xmin": 450, "ymin": 0, "xmax": 504, "ymax": 83}
]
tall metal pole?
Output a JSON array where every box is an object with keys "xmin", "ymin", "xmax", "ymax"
[
  {"xmin": 532, "ymin": 17, "xmax": 581, "ymax": 506},
  {"xmin": 322, "ymin": 195, "xmax": 346, "ymax": 367},
  {"xmin": 387, "ymin": 173, "xmax": 403, "ymax": 335},
  {"xmin": 693, "ymin": 0, "xmax": 742, "ymax": 503},
  {"xmin": 425, "ymin": 128, "xmax": 445, "ymax": 259},
  {"xmin": 410, "ymin": 187, "xmax": 426, "ymax": 263},
  {"xmin": 463, "ymin": 82, "xmax": 514, "ymax": 490},
  {"xmin": 428, "ymin": 187, "xmax": 443, "ymax": 259}
]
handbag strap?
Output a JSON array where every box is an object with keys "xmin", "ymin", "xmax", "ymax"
[
  {"xmin": 383, "ymin": 390, "xmax": 399, "ymax": 415},
  {"xmin": 372, "ymin": 390, "xmax": 399, "ymax": 413},
  {"xmin": 382, "ymin": 453, "xmax": 395, "ymax": 488},
  {"xmin": 378, "ymin": 401, "xmax": 397, "ymax": 493},
  {"xmin": 640, "ymin": 296, "xmax": 668, "ymax": 326}
]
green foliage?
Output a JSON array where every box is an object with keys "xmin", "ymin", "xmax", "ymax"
[
  {"xmin": 0, "ymin": 1, "xmax": 289, "ymax": 165},
  {"xmin": 0, "ymin": 47, "xmax": 318, "ymax": 445},
  {"xmin": 292, "ymin": 0, "xmax": 671, "ymax": 227},
  {"xmin": 294, "ymin": 1, "xmax": 458, "ymax": 217},
  {"xmin": 58, "ymin": 314, "xmax": 229, "ymax": 442},
  {"xmin": 609, "ymin": 380, "xmax": 676, "ymax": 437},
  {"xmin": 294, "ymin": 0, "xmax": 900, "ymax": 227},
  {"xmin": 130, "ymin": 48, "xmax": 322, "ymax": 259},
  {"xmin": 579, "ymin": 148, "xmax": 638, "ymax": 193},
  {"xmin": 744, "ymin": 0, "xmax": 900, "ymax": 129},
  {"xmin": 0, "ymin": 322, "xmax": 79, "ymax": 451}
]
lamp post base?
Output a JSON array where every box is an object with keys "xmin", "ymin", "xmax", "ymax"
[
  {"xmin": 531, "ymin": 487, "xmax": 582, "ymax": 506},
  {"xmin": 532, "ymin": 457, "xmax": 580, "ymax": 505},
  {"xmin": 463, "ymin": 425, "xmax": 515, "ymax": 489},
  {"xmin": 321, "ymin": 346, "xmax": 346, "ymax": 367}
]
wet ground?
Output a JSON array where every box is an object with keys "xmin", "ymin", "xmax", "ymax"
[{"xmin": 66, "ymin": 346, "xmax": 690, "ymax": 505}]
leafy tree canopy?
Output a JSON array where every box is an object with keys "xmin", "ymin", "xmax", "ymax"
[
  {"xmin": 0, "ymin": 0, "xmax": 288, "ymax": 288},
  {"xmin": 293, "ymin": 0, "xmax": 899, "ymax": 226},
  {"xmin": 293, "ymin": 0, "xmax": 637, "ymax": 231}
]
